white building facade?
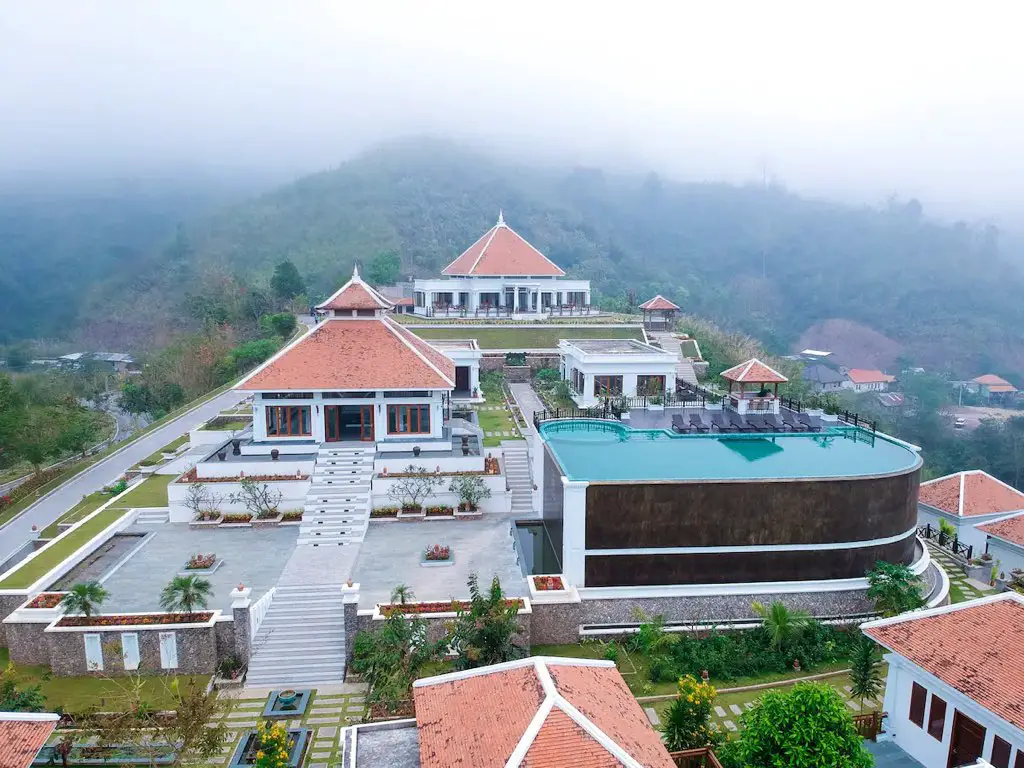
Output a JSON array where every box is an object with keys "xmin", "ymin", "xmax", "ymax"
[
  {"xmin": 559, "ymin": 339, "xmax": 678, "ymax": 407},
  {"xmin": 412, "ymin": 213, "xmax": 591, "ymax": 318}
]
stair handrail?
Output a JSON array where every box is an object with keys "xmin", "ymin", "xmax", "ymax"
[{"xmin": 250, "ymin": 586, "xmax": 276, "ymax": 638}]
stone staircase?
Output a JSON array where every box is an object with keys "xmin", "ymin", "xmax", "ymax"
[
  {"xmin": 649, "ymin": 331, "xmax": 699, "ymax": 386},
  {"xmin": 134, "ymin": 509, "xmax": 169, "ymax": 525},
  {"xmin": 502, "ymin": 441, "xmax": 533, "ymax": 515},
  {"xmin": 245, "ymin": 583, "xmax": 347, "ymax": 687},
  {"xmin": 300, "ymin": 444, "xmax": 374, "ymax": 546}
]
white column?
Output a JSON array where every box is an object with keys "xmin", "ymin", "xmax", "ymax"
[
  {"xmin": 470, "ymin": 362, "xmax": 481, "ymax": 395},
  {"xmin": 562, "ymin": 479, "xmax": 589, "ymax": 584},
  {"xmin": 512, "ymin": 285, "xmax": 519, "ymax": 313},
  {"xmin": 531, "ymin": 431, "xmax": 545, "ymax": 513},
  {"xmin": 374, "ymin": 397, "xmax": 387, "ymax": 442},
  {"xmin": 312, "ymin": 393, "xmax": 325, "ymax": 443},
  {"xmin": 582, "ymin": 374, "xmax": 595, "ymax": 406}
]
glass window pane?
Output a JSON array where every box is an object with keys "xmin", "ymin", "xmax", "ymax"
[
  {"xmin": 909, "ymin": 682, "xmax": 926, "ymax": 727},
  {"xmin": 927, "ymin": 695, "xmax": 946, "ymax": 740},
  {"xmin": 300, "ymin": 407, "xmax": 310, "ymax": 435}
]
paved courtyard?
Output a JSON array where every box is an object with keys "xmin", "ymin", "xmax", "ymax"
[
  {"xmin": 351, "ymin": 514, "xmax": 528, "ymax": 608},
  {"xmin": 100, "ymin": 523, "xmax": 297, "ymax": 612}
]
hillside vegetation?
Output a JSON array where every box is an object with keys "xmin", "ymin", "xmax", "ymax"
[{"xmin": 6, "ymin": 139, "xmax": 1024, "ymax": 376}]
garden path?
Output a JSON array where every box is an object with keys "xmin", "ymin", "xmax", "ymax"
[{"xmin": 927, "ymin": 541, "xmax": 994, "ymax": 602}]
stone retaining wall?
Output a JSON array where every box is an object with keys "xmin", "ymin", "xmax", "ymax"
[
  {"xmin": 45, "ymin": 624, "xmax": 219, "ymax": 676},
  {"xmin": 0, "ymin": 594, "xmax": 26, "ymax": 644},
  {"xmin": 6, "ymin": 620, "xmax": 51, "ymax": 665}
]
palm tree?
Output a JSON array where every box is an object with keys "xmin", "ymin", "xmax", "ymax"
[
  {"xmin": 160, "ymin": 575, "xmax": 212, "ymax": 616},
  {"xmin": 60, "ymin": 581, "xmax": 109, "ymax": 617},
  {"xmin": 849, "ymin": 635, "xmax": 884, "ymax": 709},
  {"xmin": 390, "ymin": 584, "xmax": 414, "ymax": 605},
  {"xmin": 751, "ymin": 600, "xmax": 811, "ymax": 650}
]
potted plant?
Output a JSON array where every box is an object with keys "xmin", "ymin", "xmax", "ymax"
[
  {"xmin": 449, "ymin": 474, "xmax": 492, "ymax": 514},
  {"xmin": 386, "ymin": 465, "xmax": 441, "ymax": 516},
  {"xmin": 995, "ymin": 571, "xmax": 1009, "ymax": 591}
]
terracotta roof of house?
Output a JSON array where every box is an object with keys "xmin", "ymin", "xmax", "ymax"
[
  {"xmin": 719, "ymin": 358, "xmax": 788, "ymax": 384},
  {"xmin": 317, "ymin": 266, "xmax": 394, "ymax": 311},
  {"xmin": 846, "ymin": 369, "xmax": 896, "ymax": 384},
  {"xmin": 863, "ymin": 594, "xmax": 1024, "ymax": 732},
  {"xmin": 0, "ymin": 713, "xmax": 59, "ymax": 768},
  {"xmin": 236, "ymin": 315, "xmax": 454, "ymax": 391},
  {"xmin": 442, "ymin": 213, "xmax": 565, "ymax": 277},
  {"xmin": 638, "ymin": 295, "xmax": 679, "ymax": 311},
  {"xmin": 413, "ymin": 657, "xmax": 674, "ymax": 768},
  {"xmin": 972, "ymin": 374, "xmax": 1017, "ymax": 391},
  {"xmin": 977, "ymin": 511, "xmax": 1024, "ymax": 547},
  {"xmin": 919, "ymin": 470, "xmax": 1024, "ymax": 518}
]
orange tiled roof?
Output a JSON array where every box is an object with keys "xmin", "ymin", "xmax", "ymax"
[
  {"xmin": 919, "ymin": 470, "xmax": 1024, "ymax": 517},
  {"xmin": 0, "ymin": 714, "xmax": 59, "ymax": 768},
  {"xmin": 638, "ymin": 295, "xmax": 679, "ymax": 311},
  {"xmin": 442, "ymin": 215, "xmax": 565, "ymax": 277},
  {"xmin": 413, "ymin": 657, "xmax": 674, "ymax": 768},
  {"xmin": 977, "ymin": 512, "xmax": 1024, "ymax": 546},
  {"xmin": 719, "ymin": 358, "xmax": 788, "ymax": 384},
  {"xmin": 846, "ymin": 369, "xmax": 896, "ymax": 384},
  {"xmin": 972, "ymin": 374, "xmax": 1017, "ymax": 391},
  {"xmin": 863, "ymin": 594, "xmax": 1024, "ymax": 731},
  {"xmin": 317, "ymin": 266, "xmax": 393, "ymax": 311},
  {"xmin": 237, "ymin": 316, "xmax": 454, "ymax": 391}
]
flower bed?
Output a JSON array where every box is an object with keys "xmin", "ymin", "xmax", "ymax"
[
  {"xmin": 371, "ymin": 506, "xmax": 400, "ymax": 518},
  {"xmin": 177, "ymin": 468, "xmax": 308, "ymax": 483},
  {"xmin": 56, "ymin": 612, "xmax": 214, "ymax": 627},
  {"xmin": 25, "ymin": 592, "xmax": 66, "ymax": 609},
  {"xmin": 532, "ymin": 575, "xmax": 565, "ymax": 591},
  {"xmin": 381, "ymin": 598, "xmax": 524, "ymax": 617},
  {"xmin": 281, "ymin": 510, "xmax": 303, "ymax": 522},
  {"xmin": 425, "ymin": 505, "xmax": 454, "ymax": 517},
  {"xmin": 222, "ymin": 513, "xmax": 254, "ymax": 524},
  {"xmin": 185, "ymin": 553, "xmax": 216, "ymax": 570},
  {"xmin": 0, "ymin": 467, "xmax": 64, "ymax": 509},
  {"xmin": 424, "ymin": 544, "xmax": 451, "ymax": 561},
  {"xmin": 377, "ymin": 464, "xmax": 499, "ymax": 478}
]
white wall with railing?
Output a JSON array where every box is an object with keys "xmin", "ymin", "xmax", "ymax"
[{"xmin": 249, "ymin": 587, "xmax": 276, "ymax": 638}]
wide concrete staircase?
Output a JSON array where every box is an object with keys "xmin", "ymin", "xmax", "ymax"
[
  {"xmin": 300, "ymin": 444, "xmax": 374, "ymax": 546},
  {"xmin": 649, "ymin": 331, "xmax": 699, "ymax": 386},
  {"xmin": 245, "ymin": 584, "xmax": 347, "ymax": 687},
  {"xmin": 503, "ymin": 441, "xmax": 533, "ymax": 516},
  {"xmin": 134, "ymin": 509, "xmax": 169, "ymax": 525}
]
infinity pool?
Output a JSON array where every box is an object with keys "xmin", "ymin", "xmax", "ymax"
[{"xmin": 539, "ymin": 419, "xmax": 921, "ymax": 482}]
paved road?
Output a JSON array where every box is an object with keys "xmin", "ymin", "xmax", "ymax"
[{"xmin": 0, "ymin": 389, "xmax": 246, "ymax": 562}]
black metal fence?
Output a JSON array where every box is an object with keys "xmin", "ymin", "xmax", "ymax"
[
  {"xmin": 837, "ymin": 409, "xmax": 877, "ymax": 433},
  {"xmin": 534, "ymin": 405, "xmax": 618, "ymax": 428},
  {"xmin": 918, "ymin": 523, "xmax": 973, "ymax": 561},
  {"xmin": 677, "ymin": 382, "xmax": 723, "ymax": 405}
]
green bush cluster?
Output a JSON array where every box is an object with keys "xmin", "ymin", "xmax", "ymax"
[{"xmin": 646, "ymin": 622, "xmax": 860, "ymax": 684}]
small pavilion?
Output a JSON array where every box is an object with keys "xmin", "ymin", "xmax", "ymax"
[
  {"xmin": 719, "ymin": 358, "xmax": 789, "ymax": 415},
  {"xmin": 638, "ymin": 295, "xmax": 680, "ymax": 331}
]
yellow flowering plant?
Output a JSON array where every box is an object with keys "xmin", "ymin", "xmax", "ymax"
[
  {"xmin": 253, "ymin": 721, "xmax": 293, "ymax": 768},
  {"xmin": 661, "ymin": 675, "xmax": 721, "ymax": 752}
]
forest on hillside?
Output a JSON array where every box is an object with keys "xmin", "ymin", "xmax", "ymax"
[{"xmin": 4, "ymin": 139, "xmax": 1024, "ymax": 377}]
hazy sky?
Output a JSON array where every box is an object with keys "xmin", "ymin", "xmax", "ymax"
[{"xmin": 3, "ymin": 2, "xmax": 1023, "ymax": 220}]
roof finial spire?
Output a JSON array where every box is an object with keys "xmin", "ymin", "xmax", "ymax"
[
  {"xmin": 352, "ymin": 263, "xmax": 360, "ymax": 280},
  {"xmin": 497, "ymin": 209, "xmax": 505, "ymax": 227}
]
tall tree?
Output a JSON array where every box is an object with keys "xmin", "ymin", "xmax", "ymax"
[
  {"xmin": 61, "ymin": 410, "xmax": 101, "ymax": 458},
  {"xmin": 866, "ymin": 561, "xmax": 925, "ymax": 617},
  {"xmin": 270, "ymin": 260, "xmax": 305, "ymax": 302},
  {"xmin": 366, "ymin": 250, "xmax": 401, "ymax": 285}
]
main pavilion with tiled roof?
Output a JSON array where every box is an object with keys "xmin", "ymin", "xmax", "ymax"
[
  {"xmin": 862, "ymin": 593, "xmax": 1024, "ymax": 768},
  {"xmin": 238, "ymin": 266, "xmax": 476, "ymax": 444},
  {"xmin": 411, "ymin": 212, "xmax": 591, "ymax": 317},
  {"xmin": 719, "ymin": 357, "xmax": 789, "ymax": 415},
  {"xmin": 917, "ymin": 469, "xmax": 1024, "ymax": 554}
]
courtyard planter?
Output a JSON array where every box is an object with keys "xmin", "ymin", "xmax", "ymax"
[
  {"xmin": 371, "ymin": 506, "xmax": 399, "ymax": 519},
  {"xmin": 252, "ymin": 511, "xmax": 284, "ymax": 529},
  {"xmin": 425, "ymin": 505, "xmax": 455, "ymax": 517},
  {"xmin": 189, "ymin": 513, "xmax": 223, "ymax": 530},
  {"xmin": 178, "ymin": 553, "xmax": 222, "ymax": 577},
  {"xmin": 528, "ymin": 573, "xmax": 574, "ymax": 603},
  {"xmin": 280, "ymin": 511, "xmax": 303, "ymax": 525},
  {"xmin": 227, "ymin": 726, "xmax": 310, "ymax": 768},
  {"xmin": 420, "ymin": 544, "xmax": 454, "ymax": 567},
  {"xmin": 398, "ymin": 505, "xmax": 425, "ymax": 520},
  {"xmin": 455, "ymin": 504, "xmax": 482, "ymax": 519},
  {"xmin": 220, "ymin": 513, "xmax": 254, "ymax": 527},
  {"xmin": 964, "ymin": 561, "xmax": 989, "ymax": 583}
]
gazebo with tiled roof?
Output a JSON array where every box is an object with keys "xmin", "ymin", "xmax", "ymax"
[
  {"xmin": 719, "ymin": 358, "xmax": 789, "ymax": 415},
  {"xmin": 638, "ymin": 295, "xmax": 680, "ymax": 331}
]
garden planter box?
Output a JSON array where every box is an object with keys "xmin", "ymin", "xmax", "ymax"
[
  {"xmin": 455, "ymin": 508, "xmax": 483, "ymax": 519},
  {"xmin": 398, "ymin": 509, "xmax": 426, "ymax": 520},
  {"xmin": 420, "ymin": 550, "xmax": 455, "ymax": 568},
  {"xmin": 214, "ymin": 672, "xmax": 246, "ymax": 690},
  {"xmin": 965, "ymin": 562, "xmax": 990, "ymax": 582},
  {"xmin": 252, "ymin": 513, "xmax": 284, "ymax": 529},
  {"xmin": 178, "ymin": 559, "xmax": 223, "ymax": 577},
  {"xmin": 189, "ymin": 516, "xmax": 223, "ymax": 530},
  {"xmin": 228, "ymin": 728, "xmax": 310, "ymax": 768}
]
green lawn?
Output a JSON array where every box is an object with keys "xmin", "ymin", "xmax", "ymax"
[
  {"xmin": 200, "ymin": 417, "xmax": 251, "ymax": 431},
  {"xmin": 138, "ymin": 434, "xmax": 191, "ymax": 467},
  {"xmin": 412, "ymin": 325, "xmax": 644, "ymax": 349},
  {"xmin": 477, "ymin": 408, "xmax": 520, "ymax": 447},
  {"xmin": 0, "ymin": 507, "xmax": 130, "ymax": 589},
  {"xmin": 0, "ymin": 648, "xmax": 209, "ymax": 712},
  {"xmin": 115, "ymin": 475, "xmax": 174, "ymax": 508},
  {"xmin": 39, "ymin": 491, "xmax": 113, "ymax": 539}
]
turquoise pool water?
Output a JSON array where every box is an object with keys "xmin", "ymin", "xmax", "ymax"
[{"xmin": 539, "ymin": 419, "xmax": 920, "ymax": 482}]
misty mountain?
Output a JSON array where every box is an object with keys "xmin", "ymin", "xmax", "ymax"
[{"xmin": 8, "ymin": 139, "xmax": 1024, "ymax": 376}]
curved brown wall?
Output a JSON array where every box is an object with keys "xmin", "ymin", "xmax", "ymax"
[{"xmin": 582, "ymin": 466, "xmax": 920, "ymax": 587}]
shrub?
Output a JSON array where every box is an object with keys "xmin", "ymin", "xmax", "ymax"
[
  {"xmin": 448, "ymin": 475, "xmax": 492, "ymax": 510},
  {"xmin": 603, "ymin": 642, "xmax": 619, "ymax": 664},
  {"xmin": 448, "ymin": 573, "xmax": 525, "ymax": 670},
  {"xmin": 185, "ymin": 553, "xmax": 216, "ymax": 570},
  {"xmin": 228, "ymin": 478, "xmax": 282, "ymax": 519},
  {"xmin": 661, "ymin": 675, "xmax": 719, "ymax": 752},
  {"xmin": 253, "ymin": 721, "xmax": 293, "ymax": 768},
  {"xmin": 867, "ymin": 561, "xmax": 925, "ymax": 617},
  {"xmin": 386, "ymin": 465, "xmax": 441, "ymax": 511}
]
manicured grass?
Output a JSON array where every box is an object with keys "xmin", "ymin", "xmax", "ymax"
[
  {"xmin": 39, "ymin": 491, "xmax": 113, "ymax": 539},
  {"xmin": 138, "ymin": 434, "xmax": 191, "ymax": 467},
  {"xmin": 477, "ymin": 408, "xmax": 520, "ymax": 447},
  {"xmin": 0, "ymin": 507, "xmax": 130, "ymax": 589},
  {"xmin": 412, "ymin": 326, "xmax": 644, "ymax": 349},
  {"xmin": 0, "ymin": 460, "xmax": 91, "ymax": 528},
  {"xmin": 199, "ymin": 418, "xmax": 250, "ymax": 431},
  {"xmin": 0, "ymin": 647, "xmax": 209, "ymax": 712},
  {"xmin": 115, "ymin": 475, "xmax": 173, "ymax": 509}
]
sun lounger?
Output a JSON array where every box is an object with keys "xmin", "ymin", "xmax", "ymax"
[
  {"xmin": 728, "ymin": 411, "xmax": 757, "ymax": 433},
  {"xmin": 781, "ymin": 410, "xmax": 808, "ymax": 431},
  {"xmin": 711, "ymin": 412, "xmax": 738, "ymax": 432},
  {"xmin": 798, "ymin": 412, "xmax": 824, "ymax": 432},
  {"xmin": 745, "ymin": 415, "xmax": 772, "ymax": 433},
  {"xmin": 689, "ymin": 413, "xmax": 711, "ymax": 433},
  {"xmin": 671, "ymin": 414, "xmax": 692, "ymax": 433},
  {"xmin": 764, "ymin": 413, "xmax": 790, "ymax": 432}
]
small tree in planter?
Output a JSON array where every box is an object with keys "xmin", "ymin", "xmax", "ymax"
[
  {"xmin": 229, "ymin": 478, "xmax": 283, "ymax": 520},
  {"xmin": 386, "ymin": 465, "xmax": 441, "ymax": 514},
  {"xmin": 185, "ymin": 482, "xmax": 224, "ymax": 522},
  {"xmin": 60, "ymin": 581, "xmax": 109, "ymax": 618},
  {"xmin": 448, "ymin": 475, "xmax": 492, "ymax": 512},
  {"xmin": 160, "ymin": 575, "xmax": 213, "ymax": 617}
]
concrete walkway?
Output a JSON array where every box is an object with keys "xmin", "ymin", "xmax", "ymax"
[
  {"xmin": 0, "ymin": 389, "xmax": 245, "ymax": 563},
  {"xmin": 508, "ymin": 383, "xmax": 545, "ymax": 437}
]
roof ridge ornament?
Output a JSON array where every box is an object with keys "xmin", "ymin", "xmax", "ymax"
[
  {"xmin": 497, "ymin": 209, "xmax": 505, "ymax": 227},
  {"xmin": 352, "ymin": 263, "xmax": 360, "ymax": 279}
]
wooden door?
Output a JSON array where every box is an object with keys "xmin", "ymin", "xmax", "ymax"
[
  {"xmin": 359, "ymin": 405, "xmax": 374, "ymax": 441},
  {"xmin": 948, "ymin": 710, "xmax": 985, "ymax": 767},
  {"xmin": 324, "ymin": 405, "xmax": 340, "ymax": 442}
]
